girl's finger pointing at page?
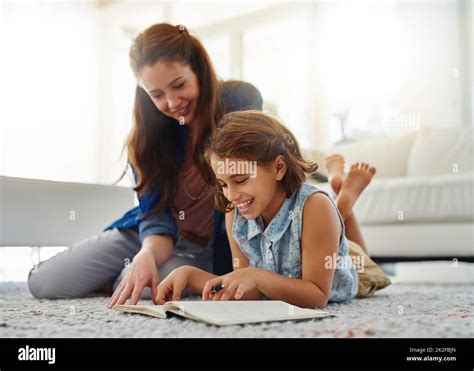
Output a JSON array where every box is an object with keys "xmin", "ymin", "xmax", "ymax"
[
  {"xmin": 151, "ymin": 277, "xmax": 159, "ymax": 305},
  {"xmin": 155, "ymin": 286, "xmax": 167, "ymax": 305},
  {"xmin": 156, "ymin": 281, "xmax": 171, "ymax": 304},
  {"xmin": 172, "ymin": 282, "xmax": 186, "ymax": 301}
]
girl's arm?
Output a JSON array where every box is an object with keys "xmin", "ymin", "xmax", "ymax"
[
  {"xmin": 224, "ymin": 210, "xmax": 262, "ymax": 300},
  {"xmin": 170, "ymin": 210, "xmax": 261, "ymax": 299},
  {"xmin": 185, "ymin": 267, "xmax": 217, "ymax": 293},
  {"xmin": 254, "ymin": 193, "xmax": 341, "ymax": 308}
]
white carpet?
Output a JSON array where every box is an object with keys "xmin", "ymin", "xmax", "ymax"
[{"xmin": 0, "ymin": 282, "xmax": 472, "ymax": 338}]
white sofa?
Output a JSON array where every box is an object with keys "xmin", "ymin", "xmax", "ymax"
[
  {"xmin": 304, "ymin": 126, "xmax": 474, "ymax": 262},
  {"xmin": 0, "ymin": 176, "xmax": 135, "ymax": 247}
]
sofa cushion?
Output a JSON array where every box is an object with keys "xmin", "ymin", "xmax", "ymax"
[
  {"xmin": 324, "ymin": 131, "xmax": 417, "ymax": 178},
  {"xmin": 360, "ymin": 223, "xmax": 474, "ymax": 257},
  {"xmin": 407, "ymin": 127, "xmax": 474, "ymax": 176},
  {"xmin": 349, "ymin": 172, "xmax": 474, "ymax": 224}
]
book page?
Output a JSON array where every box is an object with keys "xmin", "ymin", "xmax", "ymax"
[
  {"xmin": 166, "ymin": 300, "xmax": 333, "ymax": 326},
  {"xmin": 114, "ymin": 304, "xmax": 167, "ymax": 318}
]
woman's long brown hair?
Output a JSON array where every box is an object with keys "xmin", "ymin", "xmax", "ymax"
[{"xmin": 123, "ymin": 23, "xmax": 223, "ymax": 218}]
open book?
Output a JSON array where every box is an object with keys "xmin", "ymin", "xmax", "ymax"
[{"xmin": 114, "ymin": 300, "xmax": 334, "ymax": 326}]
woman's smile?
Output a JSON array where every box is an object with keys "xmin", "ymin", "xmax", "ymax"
[{"xmin": 174, "ymin": 102, "xmax": 193, "ymax": 121}]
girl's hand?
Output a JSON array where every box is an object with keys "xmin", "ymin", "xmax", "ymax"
[
  {"xmin": 156, "ymin": 266, "xmax": 192, "ymax": 304},
  {"xmin": 202, "ymin": 267, "xmax": 260, "ymax": 301},
  {"xmin": 107, "ymin": 249, "xmax": 160, "ymax": 308}
]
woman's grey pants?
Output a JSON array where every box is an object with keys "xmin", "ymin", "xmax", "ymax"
[{"xmin": 27, "ymin": 227, "xmax": 213, "ymax": 300}]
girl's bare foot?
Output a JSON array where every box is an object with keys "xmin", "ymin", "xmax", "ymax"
[
  {"xmin": 336, "ymin": 163, "xmax": 376, "ymax": 219},
  {"xmin": 325, "ymin": 154, "xmax": 346, "ymax": 195}
]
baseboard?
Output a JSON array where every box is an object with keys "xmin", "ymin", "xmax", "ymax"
[{"xmin": 372, "ymin": 256, "xmax": 474, "ymax": 263}]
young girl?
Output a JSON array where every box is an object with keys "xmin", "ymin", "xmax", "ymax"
[{"xmin": 155, "ymin": 110, "xmax": 389, "ymax": 308}]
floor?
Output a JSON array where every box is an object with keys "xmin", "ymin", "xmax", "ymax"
[
  {"xmin": 0, "ymin": 281, "xmax": 472, "ymax": 337},
  {"xmin": 0, "ymin": 257, "xmax": 472, "ymax": 338}
]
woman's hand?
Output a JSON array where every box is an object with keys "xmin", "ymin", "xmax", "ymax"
[
  {"xmin": 107, "ymin": 250, "xmax": 161, "ymax": 308},
  {"xmin": 155, "ymin": 266, "xmax": 193, "ymax": 304},
  {"xmin": 107, "ymin": 235, "xmax": 173, "ymax": 308},
  {"xmin": 202, "ymin": 267, "xmax": 260, "ymax": 301}
]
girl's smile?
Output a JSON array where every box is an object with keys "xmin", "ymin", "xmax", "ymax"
[{"xmin": 236, "ymin": 197, "xmax": 255, "ymax": 215}]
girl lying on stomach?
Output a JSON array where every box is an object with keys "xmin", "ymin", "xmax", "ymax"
[{"xmin": 156, "ymin": 110, "xmax": 388, "ymax": 308}]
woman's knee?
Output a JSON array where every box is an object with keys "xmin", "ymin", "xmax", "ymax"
[
  {"xmin": 27, "ymin": 264, "xmax": 62, "ymax": 299},
  {"xmin": 28, "ymin": 261, "xmax": 101, "ymax": 299},
  {"xmin": 27, "ymin": 228, "xmax": 140, "ymax": 299}
]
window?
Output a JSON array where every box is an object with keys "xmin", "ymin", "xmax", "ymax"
[
  {"xmin": 318, "ymin": 2, "xmax": 402, "ymax": 143},
  {"xmin": 0, "ymin": 1, "xmax": 102, "ymax": 183},
  {"xmin": 200, "ymin": 34, "xmax": 233, "ymax": 80},
  {"xmin": 242, "ymin": 15, "xmax": 311, "ymax": 148}
]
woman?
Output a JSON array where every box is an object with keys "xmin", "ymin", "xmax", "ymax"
[{"xmin": 27, "ymin": 23, "xmax": 262, "ymax": 307}]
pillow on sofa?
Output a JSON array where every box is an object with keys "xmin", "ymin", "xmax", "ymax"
[
  {"xmin": 407, "ymin": 127, "xmax": 474, "ymax": 176},
  {"xmin": 323, "ymin": 131, "xmax": 417, "ymax": 178}
]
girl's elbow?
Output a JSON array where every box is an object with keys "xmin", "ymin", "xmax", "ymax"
[
  {"xmin": 311, "ymin": 288, "xmax": 330, "ymax": 308},
  {"xmin": 312, "ymin": 295, "xmax": 329, "ymax": 309},
  {"xmin": 298, "ymin": 283, "xmax": 330, "ymax": 308},
  {"xmin": 321, "ymin": 297, "xmax": 330, "ymax": 308}
]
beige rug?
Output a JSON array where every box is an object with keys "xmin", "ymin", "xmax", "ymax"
[{"xmin": 0, "ymin": 282, "xmax": 472, "ymax": 338}]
